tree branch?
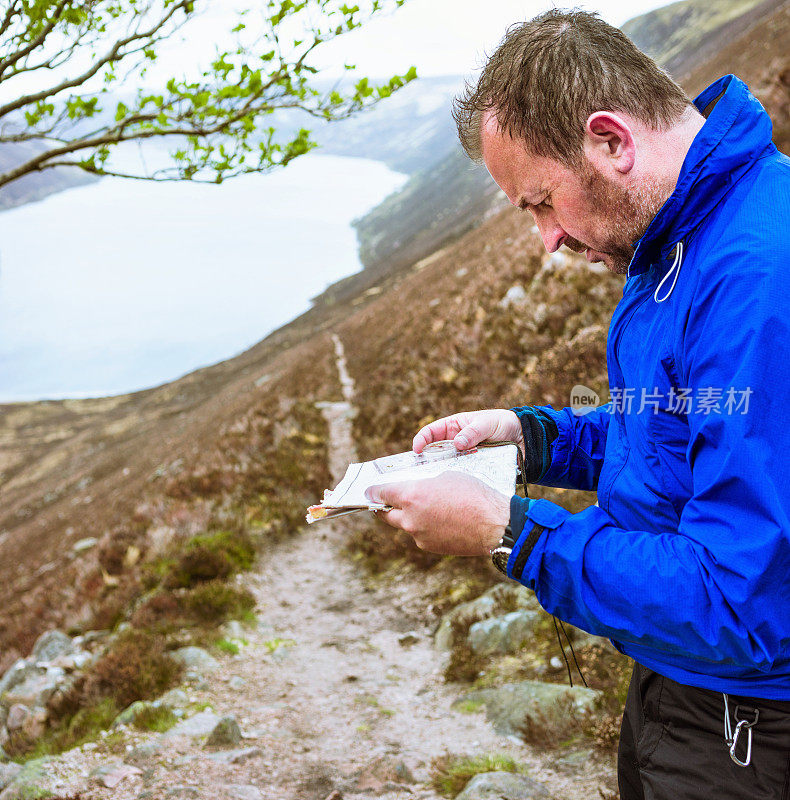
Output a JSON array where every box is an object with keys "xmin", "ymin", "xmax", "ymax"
[{"xmin": 0, "ymin": 0, "xmax": 190, "ymax": 119}]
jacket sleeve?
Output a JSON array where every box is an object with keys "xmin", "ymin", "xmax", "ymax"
[
  {"xmin": 506, "ymin": 253, "xmax": 790, "ymax": 671},
  {"xmin": 512, "ymin": 404, "xmax": 610, "ymax": 491}
]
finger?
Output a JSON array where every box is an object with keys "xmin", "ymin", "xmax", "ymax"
[
  {"xmin": 412, "ymin": 417, "xmax": 464, "ymax": 453},
  {"xmin": 455, "ymin": 417, "xmax": 496, "ymax": 450},
  {"xmin": 375, "ymin": 507, "xmax": 407, "ymax": 530},
  {"xmin": 365, "ymin": 481, "xmax": 409, "ymax": 508}
]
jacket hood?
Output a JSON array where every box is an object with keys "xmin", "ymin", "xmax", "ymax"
[{"xmin": 628, "ymin": 75, "xmax": 776, "ymax": 277}]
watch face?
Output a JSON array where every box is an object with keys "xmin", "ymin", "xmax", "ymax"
[{"xmin": 491, "ymin": 548, "xmax": 511, "ymax": 573}]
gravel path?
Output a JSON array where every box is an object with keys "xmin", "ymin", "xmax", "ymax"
[{"xmin": 36, "ymin": 334, "xmax": 615, "ymax": 800}]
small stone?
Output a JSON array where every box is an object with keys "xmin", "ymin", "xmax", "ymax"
[
  {"xmin": 32, "ymin": 630, "xmax": 75, "ymax": 662},
  {"xmin": 221, "ymin": 621, "xmax": 245, "ymax": 640},
  {"xmin": 165, "ymin": 786, "xmax": 200, "ymax": 798},
  {"xmin": 126, "ymin": 740, "xmax": 161, "ymax": 765},
  {"xmin": 207, "ymin": 747, "xmax": 263, "ymax": 764},
  {"xmin": 228, "ymin": 676, "xmax": 246, "ymax": 691},
  {"xmin": 456, "ymin": 772, "xmax": 550, "ymax": 800},
  {"xmin": 158, "ymin": 688, "xmax": 190, "ymax": 708},
  {"xmin": 206, "ymin": 715, "xmax": 242, "ymax": 747},
  {"xmin": 397, "ymin": 631, "xmax": 420, "ymax": 647},
  {"xmin": 172, "ymin": 647, "xmax": 219, "ymax": 674},
  {"xmin": 0, "ymin": 659, "xmax": 37, "ymax": 696},
  {"xmin": 164, "ymin": 710, "xmax": 221, "ymax": 739},
  {"xmin": 90, "ymin": 760, "xmax": 143, "ymax": 788},
  {"xmin": 72, "ymin": 537, "xmax": 98, "ymax": 554},
  {"xmin": 468, "ymin": 609, "xmax": 540, "ymax": 655},
  {"xmin": 499, "ymin": 284, "xmax": 528, "ymax": 309},
  {"xmin": 225, "ymin": 786, "xmax": 264, "ymax": 800},
  {"xmin": 5, "ymin": 705, "xmax": 29, "ymax": 732},
  {"xmin": 0, "ymin": 763, "xmax": 21, "ymax": 791}
]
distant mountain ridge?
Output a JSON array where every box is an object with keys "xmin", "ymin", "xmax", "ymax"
[{"xmin": 349, "ymin": 0, "xmax": 788, "ymax": 281}]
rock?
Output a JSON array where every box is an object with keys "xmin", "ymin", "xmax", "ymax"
[
  {"xmin": 0, "ymin": 757, "xmax": 51, "ymax": 800},
  {"xmin": 72, "ymin": 536, "xmax": 98, "ymax": 554},
  {"xmin": 205, "ymin": 715, "xmax": 242, "ymax": 747},
  {"xmin": 113, "ymin": 700, "xmax": 156, "ymax": 728},
  {"xmin": 5, "ymin": 704, "xmax": 29, "ymax": 732},
  {"xmin": 171, "ymin": 647, "xmax": 218, "ymax": 674},
  {"xmin": 207, "ymin": 747, "xmax": 263, "ymax": 764},
  {"xmin": 435, "ymin": 584, "xmax": 541, "ymax": 651},
  {"xmin": 455, "ymin": 681, "xmax": 602, "ymax": 738},
  {"xmin": 20, "ymin": 707, "xmax": 47, "ymax": 740},
  {"xmin": 3, "ymin": 670, "xmax": 62, "ymax": 708},
  {"xmin": 31, "ymin": 630, "xmax": 74, "ymax": 663},
  {"xmin": 221, "ymin": 621, "xmax": 246, "ymax": 640},
  {"xmin": 90, "ymin": 760, "xmax": 143, "ymax": 788},
  {"xmin": 0, "ymin": 764, "xmax": 21, "ymax": 791},
  {"xmin": 164, "ymin": 710, "xmax": 221, "ymax": 739},
  {"xmin": 228, "ymin": 676, "xmax": 246, "ymax": 691},
  {"xmin": 468, "ymin": 609, "xmax": 541, "ymax": 655},
  {"xmin": 125, "ymin": 740, "xmax": 161, "ymax": 765},
  {"xmin": 456, "ymin": 772, "xmax": 550, "ymax": 800},
  {"xmin": 499, "ymin": 284, "xmax": 528, "ymax": 309},
  {"xmin": 50, "ymin": 650, "xmax": 92, "ymax": 671},
  {"xmin": 397, "ymin": 631, "xmax": 420, "ymax": 647},
  {"xmin": 0, "ymin": 660, "xmax": 38, "ymax": 697},
  {"xmin": 165, "ymin": 787, "xmax": 200, "ymax": 798},
  {"xmin": 158, "ymin": 688, "xmax": 190, "ymax": 709},
  {"xmin": 225, "ymin": 786, "xmax": 263, "ymax": 800}
]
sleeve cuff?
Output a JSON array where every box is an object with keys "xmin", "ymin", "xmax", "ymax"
[{"xmin": 507, "ymin": 495, "xmax": 545, "ymax": 582}]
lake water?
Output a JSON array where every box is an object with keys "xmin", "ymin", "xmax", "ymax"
[{"xmin": 0, "ymin": 154, "xmax": 406, "ymax": 402}]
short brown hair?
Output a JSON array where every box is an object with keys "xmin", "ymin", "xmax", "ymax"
[{"xmin": 453, "ymin": 9, "xmax": 691, "ymax": 165}]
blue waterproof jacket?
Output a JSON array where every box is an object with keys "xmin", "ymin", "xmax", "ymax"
[{"xmin": 507, "ymin": 75, "xmax": 790, "ymax": 700}]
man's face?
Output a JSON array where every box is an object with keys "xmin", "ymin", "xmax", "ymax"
[{"xmin": 480, "ymin": 113, "xmax": 667, "ymax": 274}]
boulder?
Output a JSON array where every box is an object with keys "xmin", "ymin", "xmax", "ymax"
[
  {"xmin": 0, "ymin": 660, "xmax": 37, "ymax": 698},
  {"xmin": 0, "ymin": 757, "xmax": 51, "ymax": 800},
  {"xmin": 0, "ymin": 764, "xmax": 21, "ymax": 792},
  {"xmin": 171, "ymin": 647, "xmax": 219, "ymax": 674},
  {"xmin": 468, "ymin": 610, "xmax": 541, "ymax": 655},
  {"xmin": 90, "ymin": 760, "xmax": 142, "ymax": 788},
  {"xmin": 205, "ymin": 715, "xmax": 242, "ymax": 747},
  {"xmin": 2, "ymin": 669, "xmax": 63, "ymax": 708},
  {"xmin": 164, "ymin": 710, "xmax": 221, "ymax": 739},
  {"xmin": 454, "ymin": 680, "xmax": 602, "ymax": 737},
  {"xmin": 456, "ymin": 772, "xmax": 550, "ymax": 800},
  {"xmin": 435, "ymin": 584, "xmax": 540, "ymax": 651},
  {"xmin": 32, "ymin": 630, "xmax": 74, "ymax": 663},
  {"xmin": 4, "ymin": 705, "xmax": 28, "ymax": 732}
]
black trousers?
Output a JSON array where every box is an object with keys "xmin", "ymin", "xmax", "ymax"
[{"xmin": 618, "ymin": 662, "xmax": 790, "ymax": 799}]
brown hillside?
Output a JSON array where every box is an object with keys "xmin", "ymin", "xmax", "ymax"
[{"xmin": 0, "ymin": 1, "xmax": 788, "ymax": 663}]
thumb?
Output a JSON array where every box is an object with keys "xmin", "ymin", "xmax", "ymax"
[
  {"xmin": 454, "ymin": 419, "xmax": 493, "ymax": 450},
  {"xmin": 365, "ymin": 482, "xmax": 399, "ymax": 506}
]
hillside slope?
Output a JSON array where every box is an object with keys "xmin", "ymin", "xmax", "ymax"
[{"xmin": 351, "ymin": 0, "xmax": 788, "ymax": 280}]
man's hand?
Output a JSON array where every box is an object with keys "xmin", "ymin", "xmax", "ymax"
[
  {"xmin": 413, "ymin": 409, "xmax": 523, "ymax": 455},
  {"xmin": 365, "ymin": 471, "xmax": 510, "ymax": 556}
]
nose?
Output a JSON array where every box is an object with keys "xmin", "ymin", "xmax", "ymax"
[{"xmin": 533, "ymin": 212, "xmax": 566, "ymax": 253}]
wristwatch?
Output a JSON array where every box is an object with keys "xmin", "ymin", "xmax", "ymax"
[{"xmin": 490, "ymin": 523, "xmax": 516, "ymax": 574}]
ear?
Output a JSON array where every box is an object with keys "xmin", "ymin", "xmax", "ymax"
[{"xmin": 584, "ymin": 111, "xmax": 636, "ymax": 175}]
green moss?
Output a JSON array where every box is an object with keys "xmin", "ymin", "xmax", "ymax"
[
  {"xmin": 455, "ymin": 699, "xmax": 485, "ymax": 714},
  {"xmin": 214, "ymin": 636, "xmax": 244, "ymax": 655},
  {"xmin": 430, "ymin": 753, "xmax": 522, "ymax": 798},
  {"xmin": 15, "ymin": 699, "xmax": 120, "ymax": 761},
  {"xmin": 132, "ymin": 704, "xmax": 178, "ymax": 733},
  {"xmin": 182, "ymin": 580, "xmax": 256, "ymax": 624}
]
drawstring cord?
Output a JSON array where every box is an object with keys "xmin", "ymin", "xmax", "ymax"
[
  {"xmin": 723, "ymin": 692, "xmax": 759, "ymax": 767},
  {"xmin": 552, "ymin": 615, "xmax": 588, "ymax": 688},
  {"xmin": 654, "ymin": 241, "xmax": 684, "ymax": 303}
]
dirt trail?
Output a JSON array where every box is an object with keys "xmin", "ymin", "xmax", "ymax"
[{"xmin": 45, "ymin": 334, "xmax": 613, "ymax": 800}]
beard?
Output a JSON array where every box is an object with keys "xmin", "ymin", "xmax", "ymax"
[{"xmin": 564, "ymin": 162, "xmax": 672, "ymax": 274}]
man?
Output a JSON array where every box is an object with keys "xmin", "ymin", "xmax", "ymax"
[{"xmin": 365, "ymin": 10, "xmax": 790, "ymax": 799}]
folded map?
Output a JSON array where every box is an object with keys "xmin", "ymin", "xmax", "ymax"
[{"xmin": 306, "ymin": 440, "xmax": 520, "ymax": 523}]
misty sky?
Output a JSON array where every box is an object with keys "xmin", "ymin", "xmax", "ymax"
[{"xmin": 153, "ymin": 0, "xmax": 672, "ymax": 84}]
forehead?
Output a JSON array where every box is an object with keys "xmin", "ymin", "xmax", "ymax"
[{"xmin": 480, "ymin": 110, "xmax": 574, "ymax": 203}]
